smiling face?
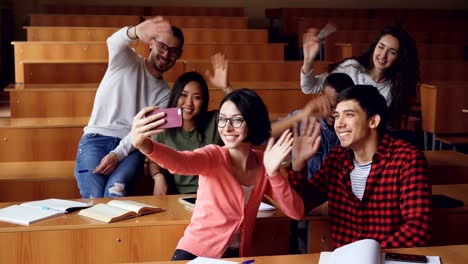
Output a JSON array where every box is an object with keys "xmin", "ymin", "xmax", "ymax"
[
  {"xmin": 149, "ymin": 32, "xmax": 181, "ymax": 75},
  {"xmin": 333, "ymin": 100, "xmax": 378, "ymax": 150},
  {"xmin": 218, "ymin": 100, "xmax": 248, "ymax": 149},
  {"xmin": 177, "ymin": 81, "xmax": 203, "ymax": 125},
  {"xmin": 372, "ymin": 34, "xmax": 400, "ymax": 73}
]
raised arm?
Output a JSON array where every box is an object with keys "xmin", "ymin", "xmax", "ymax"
[
  {"xmin": 301, "ymin": 28, "xmax": 329, "ymax": 94},
  {"xmin": 381, "ymin": 152, "xmax": 432, "ymax": 248},
  {"xmin": 263, "ymin": 130, "xmax": 304, "ymax": 219},
  {"xmin": 271, "ymin": 95, "xmax": 331, "ymax": 139},
  {"xmin": 205, "ymin": 53, "xmax": 233, "ymax": 94}
]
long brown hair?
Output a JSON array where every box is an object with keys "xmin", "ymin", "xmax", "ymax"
[{"xmin": 329, "ymin": 25, "xmax": 420, "ymax": 129}]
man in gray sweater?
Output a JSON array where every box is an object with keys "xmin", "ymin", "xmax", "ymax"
[{"xmin": 75, "ymin": 16, "xmax": 184, "ymax": 198}]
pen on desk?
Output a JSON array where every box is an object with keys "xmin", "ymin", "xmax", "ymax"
[
  {"xmin": 78, "ymin": 169, "xmax": 90, "ymax": 173},
  {"xmin": 241, "ymin": 260, "xmax": 255, "ymax": 264}
]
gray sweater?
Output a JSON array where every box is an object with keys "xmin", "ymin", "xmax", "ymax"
[
  {"xmin": 300, "ymin": 59, "xmax": 392, "ymax": 106},
  {"xmin": 84, "ymin": 27, "xmax": 171, "ymax": 161}
]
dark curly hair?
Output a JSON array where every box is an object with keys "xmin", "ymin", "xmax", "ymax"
[
  {"xmin": 329, "ymin": 24, "xmax": 420, "ymax": 129},
  {"xmin": 167, "ymin": 71, "xmax": 210, "ymax": 142}
]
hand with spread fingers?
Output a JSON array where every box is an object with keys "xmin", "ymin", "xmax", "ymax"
[
  {"xmin": 131, "ymin": 106, "xmax": 167, "ymax": 154},
  {"xmin": 291, "ymin": 117, "xmax": 322, "ymax": 171},
  {"xmin": 205, "ymin": 53, "xmax": 232, "ymax": 93},
  {"xmin": 302, "ymin": 27, "xmax": 321, "ymax": 74},
  {"xmin": 264, "ymin": 130, "xmax": 294, "ymax": 177},
  {"xmin": 135, "ymin": 16, "xmax": 172, "ymax": 44}
]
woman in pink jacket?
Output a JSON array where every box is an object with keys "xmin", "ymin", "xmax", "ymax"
[{"xmin": 131, "ymin": 89, "xmax": 314, "ymax": 260}]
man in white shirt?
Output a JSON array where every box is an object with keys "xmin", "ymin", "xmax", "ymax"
[{"xmin": 75, "ymin": 17, "xmax": 184, "ymax": 198}]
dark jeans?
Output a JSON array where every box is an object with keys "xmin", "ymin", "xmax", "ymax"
[{"xmin": 171, "ymin": 247, "xmax": 240, "ymax": 261}]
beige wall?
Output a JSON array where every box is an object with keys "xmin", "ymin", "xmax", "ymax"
[{"xmin": 11, "ymin": 0, "xmax": 468, "ymax": 39}]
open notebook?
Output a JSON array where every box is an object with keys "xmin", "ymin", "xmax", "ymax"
[
  {"xmin": 78, "ymin": 200, "xmax": 164, "ymax": 223},
  {"xmin": 319, "ymin": 239, "xmax": 441, "ymax": 264},
  {"xmin": 0, "ymin": 198, "xmax": 93, "ymax": 225}
]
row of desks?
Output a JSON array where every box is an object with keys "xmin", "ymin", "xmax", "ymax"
[
  {"xmin": 162, "ymin": 244, "xmax": 468, "ymax": 263},
  {"xmin": 24, "ymin": 26, "xmax": 269, "ymax": 43},
  {"xmin": 30, "ymin": 14, "xmax": 249, "ymax": 28},
  {"xmin": 1, "ymin": 185, "xmax": 468, "ymax": 263}
]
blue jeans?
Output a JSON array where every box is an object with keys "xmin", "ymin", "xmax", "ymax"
[{"xmin": 74, "ymin": 133, "xmax": 145, "ymax": 198}]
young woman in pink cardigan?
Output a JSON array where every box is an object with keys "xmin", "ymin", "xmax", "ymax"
[{"xmin": 131, "ymin": 89, "xmax": 317, "ymax": 260}]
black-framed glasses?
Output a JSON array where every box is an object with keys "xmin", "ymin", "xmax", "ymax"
[
  {"xmin": 217, "ymin": 116, "xmax": 245, "ymax": 128},
  {"xmin": 154, "ymin": 40, "xmax": 181, "ymax": 58}
]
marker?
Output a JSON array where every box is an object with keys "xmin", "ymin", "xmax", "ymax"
[
  {"xmin": 78, "ymin": 169, "xmax": 89, "ymax": 173},
  {"xmin": 40, "ymin": 206, "xmax": 50, "ymax": 210},
  {"xmin": 241, "ymin": 260, "xmax": 255, "ymax": 264}
]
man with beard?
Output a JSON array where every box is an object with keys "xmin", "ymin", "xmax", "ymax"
[{"xmin": 74, "ymin": 16, "xmax": 184, "ymax": 198}]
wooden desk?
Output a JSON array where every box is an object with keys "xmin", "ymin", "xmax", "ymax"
[
  {"xmin": 0, "ymin": 195, "xmax": 291, "ymax": 263},
  {"xmin": 7, "ymin": 82, "xmax": 315, "ymax": 118},
  {"xmin": 325, "ymin": 42, "xmax": 466, "ymax": 62},
  {"xmin": 0, "ymin": 161, "xmax": 80, "ymax": 201},
  {"xmin": 306, "ymin": 184, "xmax": 468, "ymax": 253},
  {"xmin": 25, "ymin": 26, "xmax": 268, "ymax": 43},
  {"xmin": 0, "ymin": 117, "xmax": 87, "ymax": 161},
  {"xmin": 425, "ymin": 151, "xmax": 468, "ymax": 184},
  {"xmin": 18, "ymin": 60, "xmax": 315, "ymax": 84},
  {"xmin": 12, "ymin": 42, "xmax": 286, "ymax": 82},
  {"xmin": 153, "ymin": 244, "xmax": 468, "ymax": 263},
  {"xmin": 30, "ymin": 14, "xmax": 142, "ymax": 27},
  {"xmin": 420, "ymin": 82, "xmax": 468, "ymax": 150}
]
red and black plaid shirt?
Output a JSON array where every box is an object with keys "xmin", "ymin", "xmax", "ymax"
[{"xmin": 289, "ymin": 134, "xmax": 432, "ymax": 249}]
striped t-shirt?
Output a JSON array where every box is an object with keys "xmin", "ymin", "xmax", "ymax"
[{"xmin": 350, "ymin": 159, "xmax": 372, "ymax": 200}]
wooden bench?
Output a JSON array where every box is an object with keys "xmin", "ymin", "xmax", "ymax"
[
  {"xmin": 30, "ymin": 14, "xmax": 249, "ymax": 29},
  {"xmin": 0, "ymin": 161, "xmax": 80, "ymax": 201},
  {"xmin": 30, "ymin": 14, "xmax": 142, "ymax": 27},
  {"xmin": 146, "ymin": 15, "xmax": 248, "ymax": 29},
  {"xmin": 16, "ymin": 60, "xmax": 323, "ymax": 84},
  {"xmin": 271, "ymin": 8, "xmax": 468, "ymax": 39},
  {"xmin": 42, "ymin": 4, "xmax": 244, "ymax": 17},
  {"xmin": 325, "ymin": 42, "xmax": 467, "ymax": 62},
  {"xmin": 25, "ymin": 26, "xmax": 269, "ymax": 43},
  {"xmin": 19, "ymin": 60, "xmax": 185, "ymax": 84},
  {"xmin": 0, "ymin": 117, "xmax": 86, "ymax": 162},
  {"xmin": 6, "ymin": 81, "xmax": 317, "ymax": 118},
  {"xmin": 185, "ymin": 60, "xmax": 328, "ymax": 82},
  {"xmin": 42, "ymin": 4, "xmax": 146, "ymax": 15},
  {"xmin": 12, "ymin": 42, "xmax": 287, "ymax": 82},
  {"xmin": 150, "ymin": 6, "xmax": 244, "ymax": 17}
]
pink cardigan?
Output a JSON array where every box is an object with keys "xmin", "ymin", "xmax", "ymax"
[{"xmin": 147, "ymin": 142, "xmax": 304, "ymax": 258}]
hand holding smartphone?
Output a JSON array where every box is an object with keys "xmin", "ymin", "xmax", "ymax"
[{"xmin": 145, "ymin": 107, "xmax": 183, "ymax": 129}]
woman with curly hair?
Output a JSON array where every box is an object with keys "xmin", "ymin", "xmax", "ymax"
[{"xmin": 300, "ymin": 24, "xmax": 420, "ymax": 129}]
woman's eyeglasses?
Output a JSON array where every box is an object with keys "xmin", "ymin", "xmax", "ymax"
[{"xmin": 217, "ymin": 117, "xmax": 244, "ymax": 128}]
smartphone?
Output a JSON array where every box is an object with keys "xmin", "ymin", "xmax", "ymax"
[
  {"xmin": 145, "ymin": 107, "xmax": 183, "ymax": 129},
  {"xmin": 385, "ymin": 253, "xmax": 427, "ymax": 263},
  {"xmin": 178, "ymin": 197, "xmax": 197, "ymax": 208}
]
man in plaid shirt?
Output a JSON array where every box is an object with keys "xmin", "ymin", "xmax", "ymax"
[{"xmin": 289, "ymin": 85, "xmax": 432, "ymax": 249}]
